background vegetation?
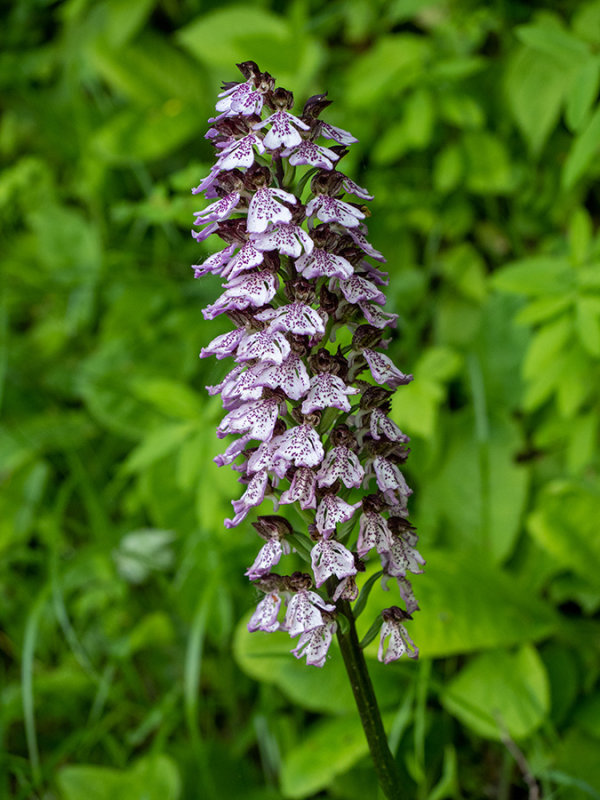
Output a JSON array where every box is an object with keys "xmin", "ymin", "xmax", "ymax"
[{"xmin": 2, "ymin": 0, "xmax": 600, "ymax": 797}]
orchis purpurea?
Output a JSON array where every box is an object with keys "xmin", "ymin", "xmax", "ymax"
[{"xmin": 191, "ymin": 61, "xmax": 423, "ymax": 672}]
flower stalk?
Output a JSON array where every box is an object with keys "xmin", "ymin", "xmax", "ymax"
[{"xmin": 190, "ymin": 61, "xmax": 425, "ymax": 795}]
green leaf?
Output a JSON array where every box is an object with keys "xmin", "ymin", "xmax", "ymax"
[
  {"xmin": 516, "ymin": 24, "xmax": 590, "ymax": 68},
  {"xmin": 462, "ymin": 131, "xmax": 514, "ymax": 194},
  {"xmin": 527, "ymin": 481, "xmax": 600, "ymax": 587},
  {"xmin": 441, "ymin": 644, "xmax": 549, "ymax": 740},
  {"xmin": 233, "ymin": 613, "xmax": 408, "ymax": 714},
  {"xmin": 280, "ymin": 714, "xmax": 373, "ymax": 799},
  {"xmin": 505, "ymin": 44, "xmax": 576, "ymax": 154},
  {"xmin": 121, "ymin": 422, "xmax": 196, "ymax": 475},
  {"xmin": 575, "ymin": 297, "xmax": 600, "ymax": 355},
  {"xmin": 57, "ymin": 754, "xmax": 181, "ymax": 800},
  {"xmin": 563, "ymin": 105, "xmax": 600, "ymax": 189},
  {"xmin": 566, "ymin": 58, "xmax": 600, "ymax": 132},
  {"xmin": 345, "ymin": 35, "xmax": 429, "ymax": 108},
  {"xmin": 358, "ymin": 549, "xmax": 556, "ymax": 659},
  {"xmin": 492, "ymin": 256, "xmax": 574, "ymax": 295},
  {"xmin": 419, "ymin": 412, "xmax": 530, "ymax": 563},
  {"xmin": 550, "ymin": 728, "xmax": 600, "ymax": 798},
  {"xmin": 522, "ymin": 315, "xmax": 572, "ymax": 379},
  {"xmin": 433, "ymin": 143, "xmax": 464, "ymax": 193}
]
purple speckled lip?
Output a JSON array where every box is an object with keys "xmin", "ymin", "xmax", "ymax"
[{"xmin": 191, "ymin": 61, "xmax": 421, "ymax": 665}]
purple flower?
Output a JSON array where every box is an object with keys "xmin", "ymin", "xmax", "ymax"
[
  {"xmin": 236, "ymin": 328, "xmax": 291, "ymax": 365},
  {"xmin": 378, "ymin": 609, "xmax": 419, "ymax": 663},
  {"xmin": 254, "ymin": 110, "xmax": 310, "ymax": 149},
  {"xmin": 357, "ymin": 511, "xmax": 392, "ymax": 558},
  {"xmin": 295, "ymin": 248, "xmax": 354, "ymax": 280},
  {"xmin": 273, "ymin": 424, "xmax": 324, "ymax": 468},
  {"xmin": 252, "ymin": 222, "xmax": 314, "ymax": 258},
  {"xmin": 248, "ymin": 592, "xmax": 281, "ymax": 633},
  {"xmin": 316, "ymin": 446, "xmax": 365, "ymax": 489},
  {"xmin": 218, "ymin": 133, "xmax": 266, "ymax": 170},
  {"xmin": 247, "ymin": 187, "xmax": 297, "ymax": 233},
  {"xmin": 319, "ymin": 121, "xmax": 359, "ymax": 144},
  {"xmin": 279, "ymin": 467, "xmax": 317, "ymax": 509},
  {"xmin": 363, "ymin": 349, "xmax": 413, "ymax": 388},
  {"xmin": 191, "ymin": 62, "xmax": 421, "ymax": 664},
  {"xmin": 253, "ymin": 352, "xmax": 310, "ymax": 401},
  {"xmin": 192, "ymin": 244, "xmax": 237, "ymax": 278},
  {"xmin": 255, "ymin": 302, "xmax": 325, "ymax": 336},
  {"xmin": 306, "ymin": 195, "xmax": 365, "ymax": 228},
  {"xmin": 215, "ymin": 80, "xmax": 263, "ymax": 117},
  {"xmin": 311, "ymin": 538, "xmax": 357, "ymax": 587},
  {"xmin": 284, "ymin": 590, "xmax": 335, "ymax": 637},
  {"xmin": 194, "ymin": 192, "xmax": 241, "ymax": 224},
  {"xmin": 245, "ymin": 538, "xmax": 287, "ymax": 579},
  {"xmin": 315, "ymin": 495, "xmax": 361, "ymax": 536},
  {"xmin": 337, "ymin": 275, "xmax": 386, "ymax": 306},
  {"xmin": 291, "ymin": 619, "xmax": 337, "ymax": 667},
  {"xmin": 370, "ymin": 409, "xmax": 409, "ymax": 443},
  {"xmin": 301, "ymin": 373, "xmax": 359, "ymax": 414},
  {"xmin": 282, "ymin": 140, "xmax": 339, "ymax": 170},
  {"xmin": 201, "ymin": 327, "xmax": 245, "ymax": 360},
  {"xmin": 218, "ymin": 397, "xmax": 281, "ymax": 441}
]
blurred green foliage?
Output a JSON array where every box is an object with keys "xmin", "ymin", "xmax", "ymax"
[{"xmin": 2, "ymin": 0, "xmax": 600, "ymax": 798}]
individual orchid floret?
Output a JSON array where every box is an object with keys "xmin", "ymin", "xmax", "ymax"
[
  {"xmin": 284, "ymin": 588, "xmax": 336, "ymax": 637},
  {"xmin": 306, "ymin": 194, "xmax": 366, "ymax": 228},
  {"xmin": 247, "ymin": 187, "xmax": 297, "ymax": 233},
  {"xmin": 191, "ymin": 62, "xmax": 421, "ymax": 668},
  {"xmin": 193, "ymin": 191, "xmax": 241, "ymax": 224},
  {"xmin": 282, "ymin": 140, "xmax": 340, "ymax": 170},
  {"xmin": 248, "ymin": 590, "xmax": 282, "ymax": 633},
  {"xmin": 295, "ymin": 248, "xmax": 354, "ymax": 280},
  {"xmin": 315, "ymin": 494, "xmax": 361, "ymax": 536},
  {"xmin": 378, "ymin": 607, "xmax": 419, "ymax": 663},
  {"xmin": 251, "ymin": 222, "xmax": 314, "ymax": 258},
  {"xmin": 279, "ymin": 467, "xmax": 317, "ymax": 509},
  {"xmin": 255, "ymin": 302, "xmax": 324, "ymax": 337},
  {"xmin": 363, "ymin": 348, "xmax": 414, "ymax": 388},
  {"xmin": 254, "ymin": 109, "xmax": 310, "ymax": 149},
  {"xmin": 291, "ymin": 618, "xmax": 337, "ymax": 667},
  {"xmin": 311, "ymin": 537, "xmax": 357, "ymax": 587}
]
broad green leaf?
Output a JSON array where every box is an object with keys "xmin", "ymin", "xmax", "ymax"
[
  {"xmin": 101, "ymin": 0, "xmax": 157, "ymax": 48},
  {"xmin": 575, "ymin": 297, "xmax": 600, "ymax": 355},
  {"xmin": 462, "ymin": 131, "xmax": 514, "ymax": 194},
  {"xmin": 550, "ymin": 728, "xmax": 600, "ymax": 799},
  {"xmin": 177, "ymin": 7, "xmax": 287, "ymax": 65},
  {"xmin": 567, "ymin": 411, "xmax": 598, "ymax": 474},
  {"xmin": 233, "ymin": 613, "xmax": 408, "ymax": 714},
  {"xmin": 92, "ymin": 103, "xmax": 202, "ymax": 163},
  {"xmin": 439, "ymin": 243, "xmax": 487, "ymax": 301},
  {"xmin": 345, "ymin": 35, "xmax": 429, "ymax": 108},
  {"xmin": 433, "ymin": 143, "xmax": 464, "ymax": 193},
  {"xmin": 441, "ymin": 644, "xmax": 549, "ymax": 740},
  {"xmin": 566, "ymin": 58, "xmax": 600, "ymax": 132},
  {"xmin": 358, "ymin": 549, "xmax": 556, "ymax": 658},
  {"xmin": 130, "ymin": 378, "xmax": 203, "ymax": 420},
  {"xmin": 90, "ymin": 32, "xmax": 207, "ymax": 106},
  {"xmin": 176, "ymin": 6, "xmax": 321, "ymax": 90},
  {"xmin": 418, "ymin": 412, "xmax": 530, "ymax": 562},
  {"xmin": 439, "ymin": 92, "xmax": 485, "ymax": 129},
  {"xmin": 515, "ymin": 295, "xmax": 572, "ymax": 325},
  {"xmin": 505, "ymin": 45, "xmax": 575, "ymax": 154},
  {"xmin": 563, "ymin": 105, "xmax": 600, "ymax": 189},
  {"xmin": 57, "ymin": 754, "xmax": 181, "ymax": 800},
  {"xmin": 516, "ymin": 24, "xmax": 590, "ymax": 67},
  {"xmin": 569, "ymin": 206, "xmax": 594, "ymax": 264},
  {"xmin": 492, "ymin": 256, "xmax": 574, "ymax": 295},
  {"xmin": 121, "ymin": 422, "xmax": 196, "ymax": 475},
  {"xmin": 527, "ymin": 481, "xmax": 600, "ymax": 587},
  {"xmin": 280, "ymin": 714, "xmax": 375, "ymax": 799},
  {"xmin": 541, "ymin": 642, "xmax": 580, "ymax": 725},
  {"xmin": 522, "ymin": 315, "xmax": 572, "ymax": 379}
]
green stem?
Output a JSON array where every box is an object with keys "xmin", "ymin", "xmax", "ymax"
[{"xmin": 336, "ymin": 600, "xmax": 403, "ymax": 800}]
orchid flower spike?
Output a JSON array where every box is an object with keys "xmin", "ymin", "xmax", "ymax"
[{"xmin": 191, "ymin": 62, "xmax": 422, "ymax": 666}]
